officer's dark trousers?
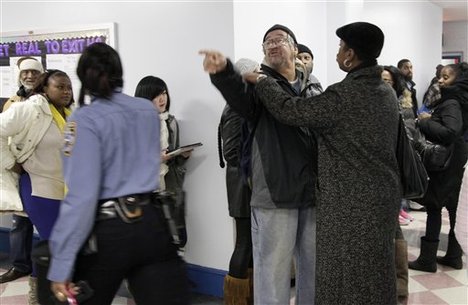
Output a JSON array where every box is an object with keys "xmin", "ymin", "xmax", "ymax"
[{"xmin": 74, "ymin": 204, "xmax": 190, "ymax": 305}]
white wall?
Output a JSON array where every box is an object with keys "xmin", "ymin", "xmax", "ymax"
[
  {"xmin": 443, "ymin": 21, "xmax": 468, "ymax": 62},
  {"xmin": 1, "ymin": 0, "xmax": 444, "ymax": 272}
]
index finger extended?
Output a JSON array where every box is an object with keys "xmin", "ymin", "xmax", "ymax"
[{"xmin": 198, "ymin": 49, "xmax": 216, "ymax": 56}]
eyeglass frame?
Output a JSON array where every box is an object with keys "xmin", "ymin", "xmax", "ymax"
[{"xmin": 262, "ymin": 35, "xmax": 295, "ymax": 50}]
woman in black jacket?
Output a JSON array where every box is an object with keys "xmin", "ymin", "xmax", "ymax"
[{"xmin": 409, "ymin": 62, "xmax": 468, "ymax": 272}]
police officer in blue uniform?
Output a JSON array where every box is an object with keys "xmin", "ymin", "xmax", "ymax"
[{"xmin": 47, "ymin": 43, "xmax": 189, "ymax": 305}]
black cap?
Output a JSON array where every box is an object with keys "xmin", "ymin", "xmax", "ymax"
[
  {"xmin": 336, "ymin": 22, "xmax": 384, "ymax": 60},
  {"xmin": 263, "ymin": 24, "xmax": 297, "ymax": 44},
  {"xmin": 297, "ymin": 44, "xmax": 313, "ymax": 59}
]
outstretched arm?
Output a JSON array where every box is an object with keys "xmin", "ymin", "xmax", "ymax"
[
  {"xmin": 199, "ymin": 50, "xmax": 258, "ymax": 121},
  {"xmin": 254, "ymin": 77, "xmax": 340, "ymax": 129}
]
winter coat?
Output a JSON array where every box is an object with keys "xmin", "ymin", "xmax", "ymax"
[
  {"xmin": 405, "ymin": 79, "xmax": 418, "ymax": 117},
  {"xmin": 164, "ymin": 113, "xmax": 188, "ymax": 193},
  {"xmin": 256, "ymin": 65, "xmax": 401, "ymax": 305},
  {"xmin": 210, "ymin": 59, "xmax": 317, "ymax": 209},
  {"xmin": 1, "ymin": 95, "xmax": 53, "ymax": 169},
  {"xmin": 416, "ymin": 78, "xmax": 468, "ymax": 209},
  {"xmin": 219, "ymin": 104, "xmax": 251, "ymax": 218},
  {"xmin": 0, "ymin": 95, "xmax": 53, "ymax": 212}
]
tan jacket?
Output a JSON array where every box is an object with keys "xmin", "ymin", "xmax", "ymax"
[{"xmin": 2, "ymin": 95, "xmax": 23, "ymax": 112}]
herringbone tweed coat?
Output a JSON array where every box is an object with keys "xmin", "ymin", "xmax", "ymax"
[{"xmin": 256, "ymin": 65, "xmax": 401, "ymax": 305}]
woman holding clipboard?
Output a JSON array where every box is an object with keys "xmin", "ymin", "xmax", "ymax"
[
  {"xmin": 135, "ymin": 76, "xmax": 193, "ymax": 192},
  {"xmin": 135, "ymin": 76, "xmax": 196, "ymax": 247}
]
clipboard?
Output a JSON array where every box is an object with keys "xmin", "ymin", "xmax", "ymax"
[{"xmin": 166, "ymin": 142, "xmax": 203, "ymax": 157}]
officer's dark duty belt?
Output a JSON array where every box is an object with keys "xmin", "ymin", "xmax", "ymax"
[
  {"xmin": 95, "ymin": 191, "xmax": 183, "ymax": 246},
  {"xmin": 96, "ymin": 193, "xmax": 152, "ymax": 223}
]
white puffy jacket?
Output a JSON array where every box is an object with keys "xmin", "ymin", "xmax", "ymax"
[
  {"xmin": 0, "ymin": 95, "xmax": 52, "ymax": 211},
  {"xmin": 1, "ymin": 94, "xmax": 53, "ymax": 169}
]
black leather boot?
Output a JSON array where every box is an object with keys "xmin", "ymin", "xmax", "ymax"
[
  {"xmin": 437, "ymin": 234, "xmax": 463, "ymax": 269},
  {"xmin": 408, "ymin": 237, "xmax": 439, "ymax": 273}
]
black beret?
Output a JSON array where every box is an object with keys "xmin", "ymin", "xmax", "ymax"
[
  {"xmin": 263, "ymin": 24, "xmax": 297, "ymax": 44},
  {"xmin": 336, "ymin": 22, "xmax": 384, "ymax": 60},
  {"xmin": 297, "ymin": 44, "xmax": 313, "ymax": 59}
]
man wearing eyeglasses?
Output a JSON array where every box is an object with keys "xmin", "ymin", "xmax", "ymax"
[{"xmin": 200, "ymin": 24, "xmax": 318, "ymax": 305}]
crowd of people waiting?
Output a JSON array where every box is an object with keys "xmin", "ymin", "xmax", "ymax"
[{"xmin": 0, "ymin": 20, "xmax": 467, "ymax": 305}]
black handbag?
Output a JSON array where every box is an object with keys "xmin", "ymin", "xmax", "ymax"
[
  {"xmin": 396, "ymin": 116, "xmax": 429, "ymax": 199},
  {"xmin": 420, "ymin": 140, "xmax": 454, "ymax": 172}
]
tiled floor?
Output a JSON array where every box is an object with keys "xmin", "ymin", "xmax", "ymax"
[
  {"xmin": 402, "ymin": 207, "xmax": 467, "ymax": 305},
  {"xmin": 0, "ymin": 208, "xmax": 466, "ymax": 304}
]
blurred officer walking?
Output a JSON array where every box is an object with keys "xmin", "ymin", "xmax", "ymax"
[{"xmin": 47, "ymin": 43, "xmax": 190, "ymax": 305}]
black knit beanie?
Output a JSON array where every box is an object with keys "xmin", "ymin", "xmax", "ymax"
[{"xmin": 263, "ymin": 24, "xmax": 297, "ymax": 44}]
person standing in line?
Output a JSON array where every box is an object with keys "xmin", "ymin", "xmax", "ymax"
[
  {"xmin": 0, "ymin": 57, "xmax": 44, "ymax": 286},
  {"xmin": 398, "ymin": 58, "xmax": 427, "ymax": 212},
  {"xmin": 296, "ymin": 43, "xmax": 323, "ymax": 96},
  {"xmin": 398, "ymin": 58, "xmax": 418, "ymax": 117},
  {"xmin": 409, "ymin": 62, "xmax": 468, "ymax": 273},
  {"xmin": 217, "ymin": 58, "xmax": 258, "ymax": 305},
  {"xmin": 48, "ymin": 43, "xmax": 189, "ymax": 305},
  {"xmin": 0, "ymin": 57, "xmax": 44, "ymax": 305},
  {"xmin": 134, "ymin": 76, "xmax": 192, "ymax": 192},
  {"xmin": 382, "ymin": 65, "xmax": 417, "ymax": 225},
  {"xmin": 244, "ymin": 22, "xmax": 401, "ymax": 304},
  {"xmin": 200, "ymin": 24, "xmax": 318, "ymax": 305},
  {"xmin": 135, "ymin": 75, "xmax": 192, "ymax": 246},
  {"xmin": 381, "ymin": 65, "xmax": 416, "ymax": 300}
]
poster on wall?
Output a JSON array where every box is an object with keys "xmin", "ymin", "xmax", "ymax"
[{"xmin": 0, "ymin": 23, "xmax": 116, "ymax": 106}]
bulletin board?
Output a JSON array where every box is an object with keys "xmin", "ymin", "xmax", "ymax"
[
  {"xmin": 0, "ymin": 23, "xmax": 116, "ymax": 105},
  {"xmin": 442, "ymin": 51, "xmax": 464, "ymax": 65}
]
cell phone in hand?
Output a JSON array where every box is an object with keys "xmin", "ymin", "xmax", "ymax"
[
  {"xmin": 74, "ymin": 281, "xmax": 94, "ymax": 303},
  {"xmin": 52, "ymin": 281, "xmax": 94, "ymax": 305}
]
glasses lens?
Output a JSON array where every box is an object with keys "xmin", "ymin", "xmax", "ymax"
[{"xmin": 263, "ymin": 37, "xmax": 288, "ymax": 49}]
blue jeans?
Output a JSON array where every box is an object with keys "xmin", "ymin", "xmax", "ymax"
[
  {"xmin": 251, "ymin": 206, "xmax": 316, "ymax": 305},
  {"xmin": 10, "ymin": 214, "xmax": 33, "ymax": 274}
]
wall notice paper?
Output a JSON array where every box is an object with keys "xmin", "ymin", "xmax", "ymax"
[
  {"xmin": 167, "ymin": 142, "xmax": 203, "ymax": 157},
  {"xmin": 0, "ymin": 23, "xmax": 115, "ymax": 101}
]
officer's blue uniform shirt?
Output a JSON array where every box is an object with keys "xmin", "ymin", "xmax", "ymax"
[{"xmin": 48, "ymin": 91, "xmax": 160, "ymax": 282}]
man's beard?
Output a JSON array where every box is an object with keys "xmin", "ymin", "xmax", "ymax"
[
  {"xmin": 20, "ymin": 80, "xmax": 34, "ymax": 91},
  {"xmin": 266, "ymin": 53, "xmax": 295, "ymax": 72},
  {"xmin": 404, "ymin": 74, "xmax": 413, "ymax": 82}
]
